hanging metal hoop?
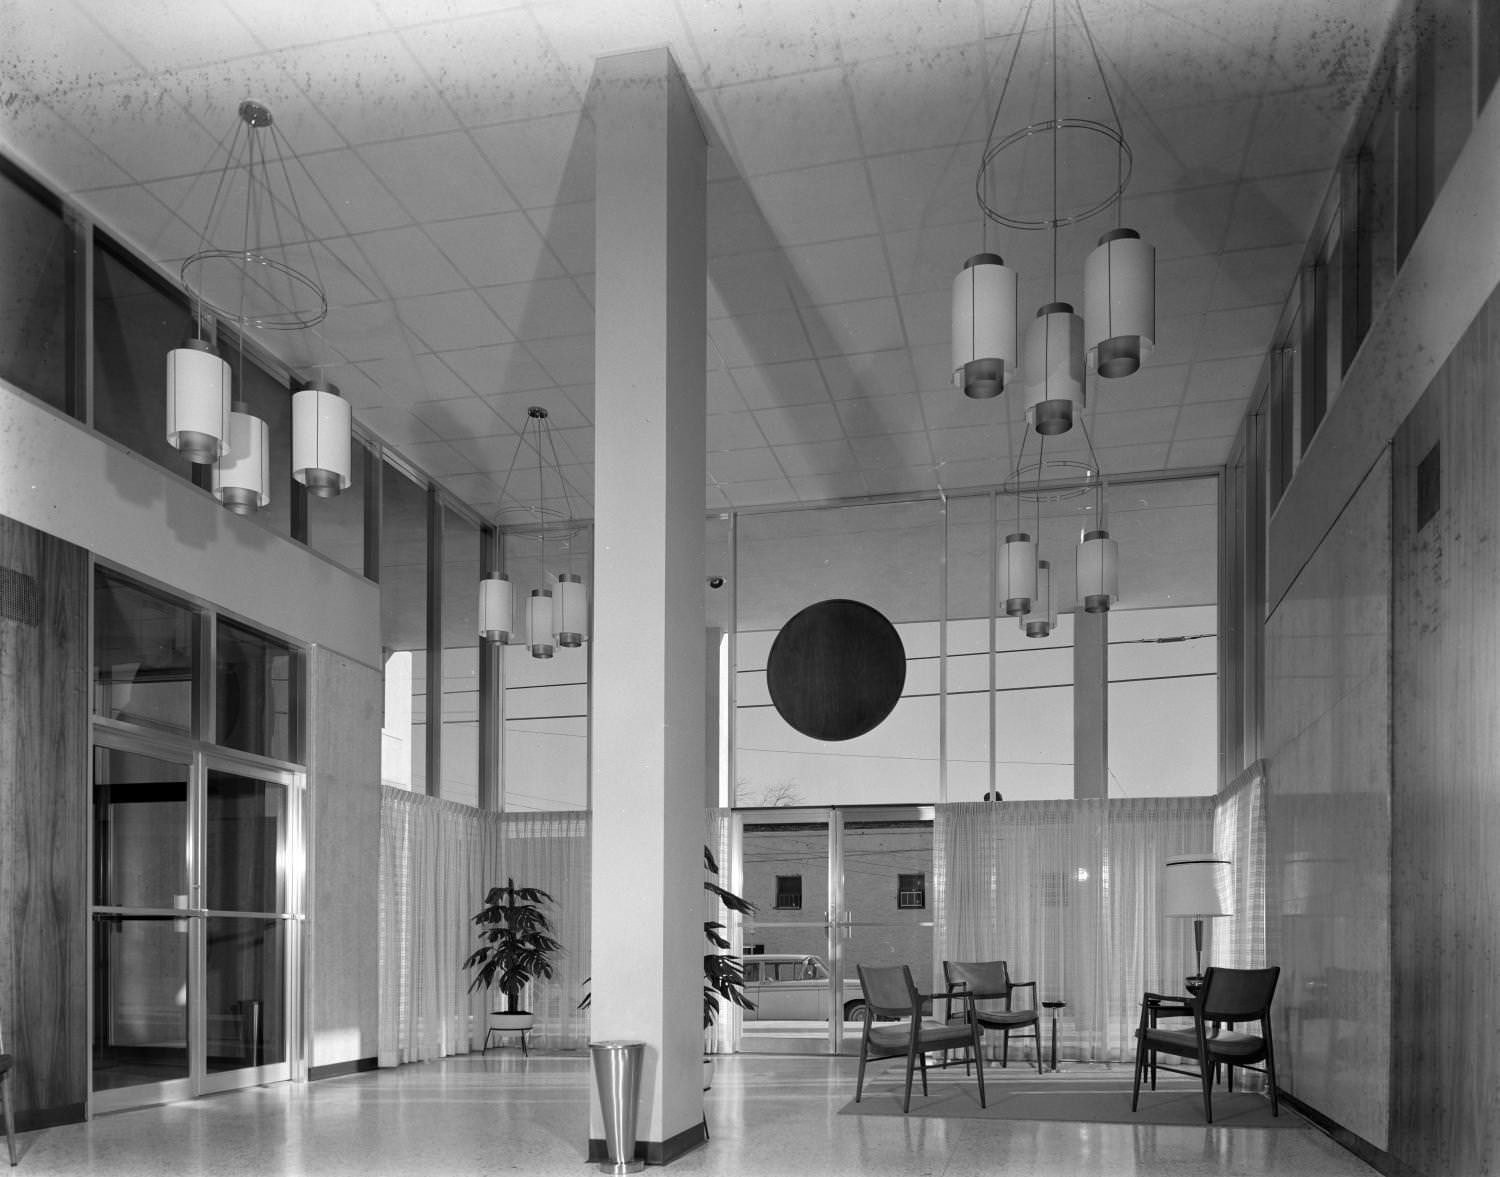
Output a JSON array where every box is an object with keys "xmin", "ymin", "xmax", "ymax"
[
  {"xmin": 180, "ymin": 249, "xmax": 329, "ymax": 331},
  {"xmin": 977, "ymin": 117, "xmax": 1133, "ymax": 232}
]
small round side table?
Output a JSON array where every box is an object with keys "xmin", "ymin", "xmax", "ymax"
[{"xmin": 1041, "ymin": 1000, "xmax": 1066, "ymax": 1071}]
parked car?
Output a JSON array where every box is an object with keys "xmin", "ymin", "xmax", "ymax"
[{"xmin": 740, "ymin": 954, "xmax": 869, "ymax": 1022}]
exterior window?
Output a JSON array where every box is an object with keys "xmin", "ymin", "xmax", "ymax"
[
  {"xmin": 93, "ymin": 567, "xmax": 197, "ymax": 737},
  {"xmin": 216, "ymin": 616, "xmax": 298, "ymax": 762},
  {"xmin": 774, "ymin": 875, "xmax": 802, "ymax": 910},
  {"xmin": 897, "ymin": 873, "xmax": 926, "ymax": 910},
  {"xmin": 381, "ymin": 462, "xmax": 430, "ymax": 793}
]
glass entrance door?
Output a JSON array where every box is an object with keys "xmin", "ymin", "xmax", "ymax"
[
  {"xmin": 735, "ymin": 806, "xmax": 934, "ymax": 1055},
  {"xmin": 92, "ymin": 740, "xmax": 299, "ymax": 1111}
]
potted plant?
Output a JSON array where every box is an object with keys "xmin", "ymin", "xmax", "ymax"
[{"xmin": 464, "ymin": 877, "xmax": 563, "ymax": 1041}]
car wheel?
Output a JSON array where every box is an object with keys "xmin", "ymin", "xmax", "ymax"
[{"xmin": 843, "ymin": 1000, "xmax": 868, "ymax": 1022}]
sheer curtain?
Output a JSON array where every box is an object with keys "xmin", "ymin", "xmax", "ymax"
[
  {"xmin": 377, "ymin": 787, "xmax": 590, "ymax": 1066},
  {"xmin": 935, "ymin": 797, "xmax": 1215, "ymax": 1062},
  {"xmin": 1214, "ymin": 760, "xmax": 1268, "ymax": 968}
]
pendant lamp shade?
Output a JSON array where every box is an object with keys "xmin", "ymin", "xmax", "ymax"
[
  {"xmin": 999, "ymin": 532, "xmax": 1037, "ymax": 617},
  {"xmin": 212, "ymin": 403, "xmax": 270, "ymax": 515},
  {"xmin": 528, "ymin": 589, "xmax": 555, "ymax": 659},
  {"xmin": 554, "ymin": 572, "xmax": 588, "ymax": 648},
  {"xmin": 1076, "ymin": 528, "xmax": 1119, "ymax": 613},
  {"xmin": 1024, "ymin": 303, "xmax": 1084, "ymax": 436},
  {"xmin": 166, "ymin": 339, "xmax": 231, "ymax": 464},
  {"xmin": 1024, "ymin": 559, "xmax": 1055, "ymax": 638},
  {"xmin": 292, "ymin": 380, "xmax": 352, "ymax": 498},
  {"xmin": 952, "ymin": 253, "xmax": 1019, "ymax": 400},
  {"xmin": 478, "ymin": 574, "xmax": 514, "ymax": 642},
  {"xmin": 1084, "ymin": 228, "xmax": 1156, "ymax": 379}
]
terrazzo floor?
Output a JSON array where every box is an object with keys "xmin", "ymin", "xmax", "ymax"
[{"xmin": 9, "ymin": 1054, "xmax": 1383, "ymax": 1176}]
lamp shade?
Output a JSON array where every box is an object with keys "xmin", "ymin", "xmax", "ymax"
[
  {"xmin": 478, "ymin": 574, "xmax": 514, "ymax": 642},
  {"xmin": 1084, "ymin": 228, "xmax": 1156, "ymax": 379},
  {"xmin": 212, "ymin": 403, "xmax": 270, "ymax": 515},
  {"xmin": 999, "ymin": 532, "xmax": 1036, "ymax": 617},
  {"xmin": 952, "ymin": 253, "xmax": 1018, "ymax": 399},
  {"xmin": 528, "ymin": 588, "xmax": 554, "ymax": 659},
  {"xmin": 292, "ymin": 381, "xmax": 352, "ymax": 498},
  {"xmin": 1162, "ymin": 854, "xmax": 1232, "ymax": 917},
  {"xmin": 1024, "ymin": 303, "xmax": 1084, "ymax": 435},
  {"xmin": 166, "ymin": 339, "xmax": 231, "ymax": 464},
  {"xmin": 553, "ymin": 572, "xmax": 588, "ymax": 648},
  {"xmin": 1076, "ymin": 528, "xmax": 1119, "ymax": 613},
  {"xmin": 1024, "ymin": 559, "xmax": 1054, "ymax": 638}
]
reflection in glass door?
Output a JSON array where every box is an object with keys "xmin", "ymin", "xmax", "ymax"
[
  {"xmin": 92, "ymin": 742, "xmax": 299, "ymax": 1111},
  {"xmin": 735, "ymin": 807, "xmax": 934, "ymax": 1055}
]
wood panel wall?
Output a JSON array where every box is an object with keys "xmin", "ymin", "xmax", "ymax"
[
  {"xmin": 0, "ymin": 514, "xmax": 89, "ymax": 1128},
  {"xmin": 1390, "ymin": 286, "xmax": 1500, "ymax": 1175}
]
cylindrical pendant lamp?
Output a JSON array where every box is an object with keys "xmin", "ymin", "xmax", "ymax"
[
  {"xmin": 998, "ymin": 532, "xmax": 1037, "ymax": 617},
  {"xmin": 166, "ymin": 338, "xmax": 231, "ymax": 464},
  {"xmin": 1084, "ymin": 228, "xmax": 1156, "ymax": 379},
  {"xmin": 292, "ymin": 379, "xmax": 352, "ymax": 498},
  {"xmin": 528, "ymin": 588, "xmax": 554, "ymax": 659},
  {"xmin": 212, "ymin": 402, "xmax": 270, "ymax": 515},
  {"xmin": 554, "ymin": 573, "xmax": 588, "ymax": 648},
  {"xmin": 1076, "ymin": 528, "xmax": 1119, "ymax": 613},
  {"xmin": 478, "ymin": 574, "xmax": 514, "ymax": 642},
  {"xmin": 1025, "ymin": 559, "xmax": 1055, "ymax": 638},
  {"xmin": 1024, "ymin": 303, "xmax": 1084, "ymax": 436},
  {"xmin": 952, "ymin": 253, "xmax": 1019, "ymax": 400}
]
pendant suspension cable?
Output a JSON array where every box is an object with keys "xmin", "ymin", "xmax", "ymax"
[
  {"xmin": 1069, "ymin": 0, "xmax": 1129, "ymax": 230},
  {"xmin": 976, "ymin": 0, "xmax": 1038, "ymax": 234}
]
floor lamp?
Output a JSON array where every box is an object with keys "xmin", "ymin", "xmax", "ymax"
[{"xmin": 1162, "ymin": 854, "xmax": 1232, "ymax": 993}]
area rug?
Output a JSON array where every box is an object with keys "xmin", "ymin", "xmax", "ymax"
[{"xmin": 838, "ymin": 1069, "xmax": 1302, "ymax": 1128}]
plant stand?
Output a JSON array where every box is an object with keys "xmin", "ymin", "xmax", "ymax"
[{"xmin": 482, "ymin": 1012, "xmax": 534, "ymax": 1056}]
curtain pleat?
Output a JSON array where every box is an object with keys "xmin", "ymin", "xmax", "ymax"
[
  {"xmin": 1214, "ymin": 761, "xmax": 1268, "ymax": 968},
  {"xmin": 935, "ymin": 797, "xmax": 1223, "ymax": 1062},
  {"xmin": 376, "ymin": 788, "xmax": 591, "ymax": 1067}
]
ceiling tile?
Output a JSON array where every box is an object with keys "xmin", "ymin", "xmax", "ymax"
[
  {"xmin": 471, "ymin": 113, "xmax": 596, "ymax": 210},
  {"xmin": 427, "ymin": 211, "xmax": 566, "ymax": 287},
  {"xmin": 835, "ymin": 393, "xmax": 927, "ymax": 437},
  {"xmin": 846, "ymin": 44, "xmax": 985, "ymax": 157},
  {"xmin": 1175, "ymin": 398, "xmax": 1248, "ymax": 440},
  {"xmin": 782, "ymin": 236, "xmax": 895, "ymax": 306},
  {"xmin": 850, "ymin": 431, "xmax": 932, "ymax": 469},
  {"xmin": 706, "ymin": 371, "xmax": 749, "ymax": 414},
  {"xmin": 1166, "ymin": 435, "xmax": 1234, "ymax": 467},
  {"xmin": 709, "ymin": 312, "xmax": 816, "ymax": 368},
  {"xmin": 884, "ymin": 223, "xmax": 985, "ymax": 295},
  {"xmin": 89, "ymin": 0, "xmax": 263, "ymax": 72},
  {"xmin": 676, "ymin": 0, "xmax": 840, "ymax": 87},
  {"xmin": 709, "ymin": 448, "xmax": 787, "ymax": 483},
  {"xmin": 1194, "ymin": 304, "xmax": 1281, "ymax": 360},
  {"xmin": 1222, "ymin": 170, "xmax": 1332, "ymax": 251},
  {"xmin": 729, "ymin": 360, "xmax": 828, "ymax": 409},
  {"xmin": 1184, "ymin": 355, "xmax": 1264, "ymax": 404},
  {"xmin": 713, "ymin": 69, "xmax": 861, "ymax": 176},
  {"xmin": 353, "ymin": 404, "xmax": 441, "ymax": 445},
  {"xmin": 1093, "ymin": 363, "xmax": 1192, "ymax": 413},
  {"xmin": 867, "ymin": 147, "xmax": 977, "ymax": 233},
  {"xmin": 709, "ymin": 251, "xmax": 798, "ymax": 318},
  {"xmin": 526, "ymin": 334, "xmax": 594, "ymax": 386},
  {"xmin": 819, "ymin": 349, "xmax": 918, "ymax": 400},
  {"xmin": 294, "ymin": 148, "xmax": 416, "ymax": 236},
  {"xmin": 928, "ymin": 424, "xmax": 1011, "ymax": 464},
  {"xmin": 753, "ymin": 402, "xmax": 845, "ymax": 445},
  {"xmin": 482, "ymin": 277, "xmax": 594, "ymax": 340},
  {"xmin": 397, "ymin": 438, "xmax": 477, "ymax": 476},
  {"xmin": 525, "ymin": 201, "xmax": 594, "ymax": 275},
  {"xmin": 896, "ymin": 290, "xmax": 950, "ymax": 347},
  {"xmin": 722, "ymin": 477, "xmax": 800, "ymax": 507},
  {"xmin": 527, "ymin": 0, "xmax": 698, "ymax": 98},
  {"xmin": 789, "ymin": 471, "xmax": 872, "ymax": 501},
  {"xmin": 1209, "ymin": 244, "xmax": 1303, "ymax": 310},
  {"xmin": 341, "ymin": 225, "xmax": 468, "ymax": 296},
  {"xmin": 749, "ymin": 161, "xmax": 881, "ymax": 245},
  {"xmin": 774, "ymin": 439, "xmax": 862, "ymax": 476},
  {"xmin": 863, "ymin": 466, "xmax": 941, "ymax": 496},
  {"xmin": 408, "ymin": 393, "xmax": 507, "ymax": 440},
  {"xmin": 358, "ymin": 132, "xmax": 518, "ymax": 221},
  {"xmin": 400, "ymin": 12, "xmax": 580, "ymax": 126},
  {"xmin": 804, "ymin": 297, "xmax": 905, "ymax": 356},
  {"xmin": 445, "ymin": 341, "xmax": 556, "ymax": 394},
  {"xmin": 708, "ymin": 412, "xmax": 770, "ymax": 452},
  {"xmin": 397, "ymin": 289, "xmax": 510, "ymax": 352}
]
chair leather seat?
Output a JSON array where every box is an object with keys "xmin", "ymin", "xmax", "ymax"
[
  {"xmin": 1143, "ymin": 1027, "xmax": 1265, "ymax": 1060},
  {"xmin": 869, "ymin": 1018, "xmax": 972, "ymax": 1051},
  {"xmin": 972, "ymin": 1009, "xmax": 1038, "ymax": 1029}
]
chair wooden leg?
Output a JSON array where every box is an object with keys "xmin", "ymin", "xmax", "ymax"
[
  {"xmin": 902, "ymin": 1044, "xmax": 919, "ymax": 1113},
  {"xmin": 1129, "ymin": 1035, "xmax": 1146, "ymax": 1111},
  {"xmin": 1200, "ymin": 1053, "xmax": 1215, "ymax": 1123},
  {"xmin": 1000, "ymin": 1029, "xmax": 1010, "ymax": 1068},
  {"xmin": 1, "ymin": 1075, "xmax": 16, "ymax": 1167},
  {"xmin": 917, "ymin": 1046, "xmax": 929, "ymax": 1095},
  {"xmin": 1032, "ymin": 1025, "xmax": 1043, "ymax": 1074},
  {"xmin": 1265, "ymin": 1033, "xmax": 1279, "ymax": 1116},
  {"xmin": 854, "ymin": 1038, "xmax": 870, "ymax": 1102},
  {"xmin": 972, "ymin": 1027, "xmax": 986, "ymax": 1108}
]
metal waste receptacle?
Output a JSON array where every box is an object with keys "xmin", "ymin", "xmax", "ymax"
[{"xmin": 590, "ymin": 1040, "xmax": 645, "ymax": 1175}]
